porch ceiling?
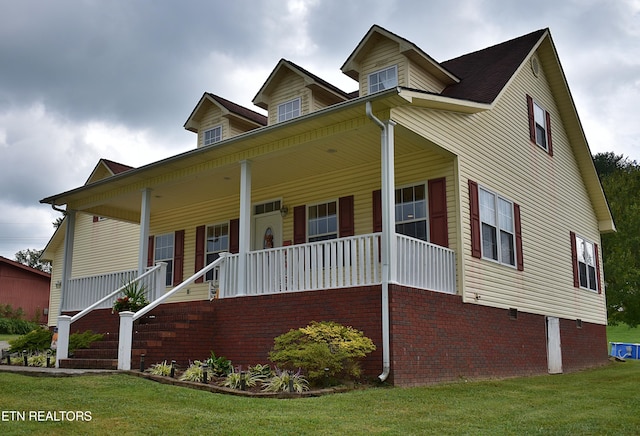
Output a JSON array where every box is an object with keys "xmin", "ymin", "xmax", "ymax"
[{"xmin": 43, "ymin": 94, "xmax": 449, "ymax": 222}]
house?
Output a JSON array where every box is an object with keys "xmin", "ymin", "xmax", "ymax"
[
  {"xmin": 40, "ymin": 25, "xmax": 614, "ymax": 386},
  {"xmin": 0, "ymin": 256, "xmax": 51, "ymax": 324}
]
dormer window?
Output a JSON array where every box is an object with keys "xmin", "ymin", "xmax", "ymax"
[
  {"xmin": 369, "ymin": 65, "xmax": 398, "ymax": 94},
  {"xmin": 278, "ymin": 98, "xmax": 300, "ymax": 122},
  {"xmin": 203, "ymin": 125, "xmax": 222, "ymax": 146}
]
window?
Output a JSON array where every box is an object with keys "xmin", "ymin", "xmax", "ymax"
[
  {"xmin": 575, "ymin": 234, "xmax": 598, "ymax": 291},
  {"xmin": 205, "ymin": 223, "xmax": 229, "ymax": 281},
  {"xmin": 308, "ymin": 201, "xmax": 337, "ymax": 242},
  {"xmin": 479, "ymin": 187, "xmax": 516, "ymax": 267},
  {"xmin": 527, "ymin": 95, "xmax": 553, "ymax": 154},
  {"xmin": 203, "ymin": 125, "xmax": 222, "ymax": 146},
  {"xmin": 395, "ymin": 184, "xmax": 427, "ymax": 241},
  {"xmin": 254, "ymin": 200, "xmax": 282, "ymax": 215},
  {"xmin": 278, "ymin": 98, "xmax": 300, "ymax": 122},
  {"xmin": 533, "ymin": 102, "xmax": 548, "ymax": 150},
  {"xmin": 369, "ymin": 65, "xmax": 398, "ymax": 94},
  {"xmin": 155, "ymin": 233, "xmax": 174, "ymax": 286}
]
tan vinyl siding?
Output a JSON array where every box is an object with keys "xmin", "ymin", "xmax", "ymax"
[
  {"xmin": 148, "ymin": 149, "xmax": 457, "ymax": 303},
  {"xmin": 197, "ymin": 105, "xmax": 229, "ymax": 148},
  {"xmin": 72, "ymin": 213, "xmax": 139, "ymax": 277},
  {"xmin": 391, "ymin": 50, "xmax": 606, "ymax": 324},
  {"xmin": 359, "ymin": 38, "xmax": 406, "ymax": 96},
  {"xmin": 407, "ymin": 60, "xmax": 446, "ymax": 93},
  {"xmin": 47, "ymin": 246, "xmax": 64, "ymax": 327},
  {"xmin": 267, "ymin": 71, "xmax": 310, "ymax": 125}
]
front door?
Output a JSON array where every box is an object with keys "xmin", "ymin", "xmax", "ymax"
[
  {"xmin": 253, "ymin": 212, "xmax": 283, "ymax": 250},
  {"xmin": 546, "ymin": 316, "xmax": 563, "ymax": 374}
]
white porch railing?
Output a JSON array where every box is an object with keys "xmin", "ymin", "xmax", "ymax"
[
  {"xmin": 62, "ymin": 267, "xmax": 165, "ymax": 311},
  {"xmin": 219, "ymin": 233, "xmax": 382, "ymax": 296},
  {"xmin": 395, "ymin": 234, "xmax": 457, "ymax": 294},
  {"xmin": 56, "ymin": 262, "xmax": 167, "ymax": 368}
]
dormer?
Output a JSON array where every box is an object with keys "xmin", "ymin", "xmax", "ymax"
[
  {"xmin": 341, "ymin": 25, "xmax": 459, "ymax": 97},
  {"xmin": 184, "ymin": 93, "xmax": 267, "ymax": 148},
  {"xmin": 252, "ymin": 59, "xmax": 353, "ymax": 125}
]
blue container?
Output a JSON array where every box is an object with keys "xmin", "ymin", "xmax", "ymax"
[{"xmin": 610, "ymin": 342, "xmax": 640, "ymax": 359}]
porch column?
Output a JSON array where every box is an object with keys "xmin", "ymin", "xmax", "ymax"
[
  {"xmin": 138, "ymin": 188, "xmax": 152, "ymax": 275},
  {"xmin": 59, "ymin": 209, "xmax": 76, "ymax": 317},
  {"xmin": 237, "ymin": 160, "xmax": 252, "ymax": 296},
  {"xmin": 381, "ymin": 120, "xmax": 397, "ymax": 284}
]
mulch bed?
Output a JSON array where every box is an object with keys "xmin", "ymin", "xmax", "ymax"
[{"xmin": 125, "ymin": 370, "xmax": 354, "ymax": 398}]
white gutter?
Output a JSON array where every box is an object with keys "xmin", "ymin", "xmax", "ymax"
[{"xmin": 366, "ymin": 100, "xmax": 392, "ymax": 382}]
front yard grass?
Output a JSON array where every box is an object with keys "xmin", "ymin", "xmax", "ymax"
[{"xmin": 1, "ymin": 360, "xmax": 639, "ymax": 435}]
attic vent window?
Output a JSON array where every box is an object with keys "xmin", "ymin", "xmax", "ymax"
[
  {"xmin": 203, "ymin": 125, "xmax": 222, "ymax": 146},
  {"xmin": 278, "ymin": 98, "xmax": 300, "ymax": 122},
  {"xmin": 531, "ymin": 57, "xmax": 540, "ymax": 77},
  {"xmin": 369, "ymin": 65, "xmax": 397, "ymax": 94}
]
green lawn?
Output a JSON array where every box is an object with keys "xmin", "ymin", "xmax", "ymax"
[
  {"xmin": 607, "ymin": 323, "xmax": 640, "ymax": 343},
  {"xmin": 0, "ymin": 333, "xmax": 20, "ymax": 342},
  {"xmin": 1, "ymin": 361, "xmax": 639, "ymax": 435}
]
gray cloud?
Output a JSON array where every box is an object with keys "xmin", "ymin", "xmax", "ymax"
[{"xmin": 0, "ymin": 0, "xmax": 638, "ymax": 257}]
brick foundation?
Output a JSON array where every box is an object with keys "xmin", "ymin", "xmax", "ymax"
[{"xmin": 62, "ymin": 284, "xmax": 609, "ymax": 386}]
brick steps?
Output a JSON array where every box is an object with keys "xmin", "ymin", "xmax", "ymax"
[{"xmin": 61, "ymin": 302, "xmax": 216, "ymax": 370}]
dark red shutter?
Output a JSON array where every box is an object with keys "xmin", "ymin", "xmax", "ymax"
[
  {"xmin": 173, "ymin": 230, "xmax": 185, "ymax": 286},
  {"xmin": 194, "ymin": 225, "xmax": 205, "ymax": 283},
  {"xmin": 147, "ymin": 236, "xmax": 154, "ymax": 267},
  {"xmin": 526, "ymin": 95, "xmax": 535, "ymax": 143},
  {"xmin": 570, "ymin": 231, "xmax": 579, "ymax": 288},
  {"xmin": 339, "ymin": 195, "xmax": 355, "ymax": 237},
  {"xmin": 229, "ymin": 219, "xmax": 240, "ymax": 254},
  {"xmin": 594, "ymin": 242, "xmax": 602, "ymax": 294},
  {"xmin": 293, "ymin": 205, "xmax": 306, "ymax": 244},
  {"xmin": 468, "ymin": 180, "xmax": 481, "ymax": 259},
  {"xmin": 373, "ymin": 190, "xmax": 382, "ymax": 232},
  {"xmin": 514, "ymin": 203, "xmax": 523, "ymax": 271},
  {"xmin": 93, "ymin": 216, "xmax": 99, "ymax": 223},
  {"xmin": 428, "ymin": 178, "xmax": 449, "ymax": 247},
  {"xmin": 545, "ymin": 111, "xmax": 553, "ymax": 156}
]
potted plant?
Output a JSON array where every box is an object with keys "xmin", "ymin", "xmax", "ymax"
[{"xmin": 113, "ymin": 280, "xmax": 149, "ymax": 313}]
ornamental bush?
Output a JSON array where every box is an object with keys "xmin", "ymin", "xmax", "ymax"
[{"xmin": 269, "ymin": 321, "xmax": 376, "ymax": 384}]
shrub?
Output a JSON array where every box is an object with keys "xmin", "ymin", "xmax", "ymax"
[
  {"xmin": 206, "ymin": 351, "xmax": 232, "ymax": 376},
  {"xmin": 27, "ymin": 354, "xmax": 48, "ymax": 367},
  {"xmin": 8, "ymin": 327, "xmax": 53, "ymax": 353},
  {"xmin": 148, "ymin": 360, "xmax": 172, "ymax": 376},
  {"xmin": 0, "ymin": 304, "xmax": 25, "ymax": 320},
  {"xmin": 69, "ymin": 331, "xmax": 103, "ymax": 353},
  {"xmin": 179, "ymin": 361, "xmax": 212, "ymax": 382},
  {"xmin": 262, "ymin": 367, "xmax": 309, "ymax": 393},
  {"xmin": 0, "ymin": 317, "xmax": 39, "ymax": 335},
  {"xmin": 269, "ymin": 321, "xmax": 376, "ymax": 384},
  {"xmin": 222, "ymin": 367, "xmax": 264, "ymax": 389}
]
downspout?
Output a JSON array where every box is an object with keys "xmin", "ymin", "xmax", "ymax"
[{"xmin": 366, "ymin": 101, "xmax": 391, "ymax": 382}]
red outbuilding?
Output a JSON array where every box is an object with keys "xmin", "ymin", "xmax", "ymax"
[{"xmin": 0, "ymin": 256, "xmax": 50, "ymax": 324}]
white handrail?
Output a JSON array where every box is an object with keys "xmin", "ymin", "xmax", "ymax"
[
  {"xmin": 132, "ymin": 254, "xmax": 228, "ymax": 321},
  {"xmin": 70, "ymin": 263, "xmax": 166, "ymax": 323}
]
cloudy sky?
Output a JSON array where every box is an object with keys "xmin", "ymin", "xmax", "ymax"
[{"xmin": 0, "ymin": 0, "xmax": 638, "ymax": 259}]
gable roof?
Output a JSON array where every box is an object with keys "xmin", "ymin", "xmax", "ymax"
[
  {"xmin": 341, "ymin": 24, "xmax": 460, "ymax": 86},
  {"xmin": 252, "ymin": 59, "xmax": 354, "ymax": 110},
  {"xmin": 441, "ymin": 29, "xmax": 547, "ymax": 104},
  {"xmin": 0, "ymin": 256, "xmax": 51, "ymax": 279},
  {"xmin": 86, "ymin": 159, "xmax": 134, "ymax": 185},
  {"xmin": 184, "ymin": 92, "xmax": 267, "ymax": 133}
]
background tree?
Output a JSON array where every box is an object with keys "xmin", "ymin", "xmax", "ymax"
[
  {"xmin": 594, "ymin": 152, "xmax": 640, "ymax": 326},
  {"xmin": 14, "ymin": 248, "xmax": 51, "ymax": 273}
]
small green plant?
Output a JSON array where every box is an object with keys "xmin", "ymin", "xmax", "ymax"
[
  {"xmin": 179, "ymin": 360, "xmax": 212, "ymax": 382},
  {"xmin": 206, "ymin": 351, "xmax": 232, "ymax": 376},
  {"xmin": 8, "ymin": 327, "xmax": 53, "ymax": 353},
  {"xmin": 269, "ymin": 321, "xmax": 376, "ymax": 385},
  {"xmin": 113, "ymin": 279, "xmax": 149, "ymax": 313},
  {"xmin": 222, "ymin": 367, "xmax": 264, "ymax": 389},
  {"xmin": 69, "ymin": 331, "xmax": 103, "ymax": 353},
  {"xmin": 27, "ymin": 353, "xmax": 48, "ymax": 367},
  {"xmin": 248, "ymin": 363, "xmax": 273, "ymax": 379},
  {"xmin": 148, "ymin": 360, "xmax": 172, "ymax": 376},
  {"xmin": 262, "ymin": 367, "xmax": 309, "ymax": 393}
]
